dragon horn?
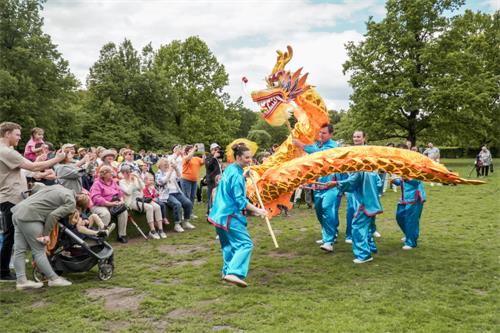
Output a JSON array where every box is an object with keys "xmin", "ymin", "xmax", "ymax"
[
  {"xmin": 271, "ymin": 45, "xmax": 293, "ymax": 74},
  {"xmin": 297, "ymin": 72, "xmax": 309, "ymax": 88}
]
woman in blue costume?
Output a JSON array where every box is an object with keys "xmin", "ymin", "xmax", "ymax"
[
  {"xmin": 208, "ymin": 143, "xmax": 268, "ymax": 288},
  {"xmin": 330, "ymin": 169, "xmax": 383, "ymax": 264},
  {"xmin": 392, "ymin": 177, "xmax": 426, "ymax": 250}
]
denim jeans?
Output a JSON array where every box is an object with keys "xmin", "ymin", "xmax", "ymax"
[
  {"xmin": 164, "ymin": 192, "xmax": 193, "ymax": 223},
  {"xmin": 155, "ymin": 200, "xmax": 168, "ymax": 220},
  {"xmin": 180, "ymin": 179, "xmax": 197, "ymax": 204}
]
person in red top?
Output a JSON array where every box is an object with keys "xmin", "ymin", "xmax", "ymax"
[
  {"xmin": 180, "ymin": 145, "xmax": 205, "ymax": 207},
  {"xmin": 143, "ymin": 174, "xmax": 169, "ymax": 225}
]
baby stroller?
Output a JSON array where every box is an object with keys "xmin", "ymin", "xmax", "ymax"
[{"xmin": 32, "ymin": 220, "xmax": 114, "ymax": 282}]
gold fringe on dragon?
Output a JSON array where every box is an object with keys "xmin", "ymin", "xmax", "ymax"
[{"xmin": 244, "ymin": 45, "xmax": 484, "ymax": 217}]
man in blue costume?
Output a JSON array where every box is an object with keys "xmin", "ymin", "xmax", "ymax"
[
  {"xmin": 208, "ymin": 143, "xmax": 268, "ymax": 288},
  {"xmin": 293, "ymin": 123, "xmax": 340, "ymax": 252},
  {"xmin": 392, "ymin": 176, "xmax": 426, "ymax": 250},
  {"xmin": 329, "ymin": 130, "xmax": 383, "ymax": 263},
  {"xmin": 344, "ymin": 130, "xmax": 381, "ymax": 244}
]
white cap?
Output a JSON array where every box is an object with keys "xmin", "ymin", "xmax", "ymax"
[{"xmin": 210, "ymin": 143, "xmax": 220, "ymax": 150}]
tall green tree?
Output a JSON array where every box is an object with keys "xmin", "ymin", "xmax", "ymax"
[
  {"xmin": 422, "ymin": 10, "xmax": 500, "ymax": 147},
  {"xmin": 85, "ymin": 39, "xmax": 178, "ymax": 149},
  {"xmin": 0, "ymin": 0, "xmax": 78, "ymax": 145},
  {"xmin": 153, "ymin": 36, "xmax": 240, "ymax": 145},
  {"xmin": 343, "ymin": 0, "xmax": 498, "ymax": 146}
]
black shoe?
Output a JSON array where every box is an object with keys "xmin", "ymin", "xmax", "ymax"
[
  {"xmin": 117, "ymin": 236, "xmax": 128, "ymax": 244},
  {"xmin": 0, "ymin": 272, "xmax": 16, "ymax": 282}
]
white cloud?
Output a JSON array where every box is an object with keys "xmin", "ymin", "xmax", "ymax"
[
  {"xmin": 42, "ymin": 0, "xmax": 376, "ymax": 110},
  {"xmin": 485, "ymin": 0, "xmax": 500, "ymax": 10}
]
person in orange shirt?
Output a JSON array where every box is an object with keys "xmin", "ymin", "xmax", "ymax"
[{"xmin": 181, "ymin": 145, "xmax": 205, "ymax": 210}]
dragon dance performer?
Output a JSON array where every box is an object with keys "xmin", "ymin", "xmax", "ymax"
[
  {"xmin": 392, "ymin": 176, "xmax": 426, "ymax": 250},
  {"xmin": 293, "ymin": 124, "xmax": 341, "ymax": 252},
  {"xmin": 344, "ymin": 130, "xmax": 381, "ymax": 244},
  {"xmin": 329, "ymin": 166, "xmax": 383, "ymax": 263},
  {"xmin": 208, "ymin": 143, "xmax": 268, "ymax": 288}
]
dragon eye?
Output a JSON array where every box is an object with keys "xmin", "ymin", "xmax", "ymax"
[{"xmin": 272, "ymin": 81, "xmax": 280, "ymax": 88}]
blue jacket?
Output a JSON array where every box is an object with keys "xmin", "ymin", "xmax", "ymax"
[
  {"xmin": 337, "ymin": 172, "xmax": 383, "ymax": 217},
  {"xmin": 393, "ymin": 178, "xmax": 426, "ymax": 204},
  {"xmin": 208, "ymin": 163, "xmax": 248, "ymax": 230}
]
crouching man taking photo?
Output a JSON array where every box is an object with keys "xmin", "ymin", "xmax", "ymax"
[{"xmin": 12, "ymin": 184, "xmax": 76, "ymax": 290}]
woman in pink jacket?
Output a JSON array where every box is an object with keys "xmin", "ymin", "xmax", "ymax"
[{"xmin": 90, "ymin": 166, "xmax": 129, "ymax": 243}]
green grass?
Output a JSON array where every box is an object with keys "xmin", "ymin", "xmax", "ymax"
[{"xmin": 1, "ymin": 159, "xmax": 499, "ymax": 333}]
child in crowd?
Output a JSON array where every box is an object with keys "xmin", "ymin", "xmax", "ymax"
[
  {"xmin": 143, "ymin": 174, "xmax": 169, "ymax": 225},
  {"xmin": 23, "ymin": 127, "xmax": 45, "ymax": 161},
  {"xmin": 73, "ymin": 194, "xmax": 115, "ymax": 237}
]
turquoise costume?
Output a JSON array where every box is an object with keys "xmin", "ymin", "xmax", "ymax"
[
  {"xmin": 304, "ymin": 139, "xmax": 340, "ymax": 245},
  {"xmin": 393, "ymin": 178, "xmax": 426, "ymax": 248},
  {"xmin": 345, "ymin": 192, "xmax": 355, "ymax": 241},
  {"xmin": 208, "ymin": 163, "xmax": 252, "ymax": 279},
  {"xmin": 337, "ymin": 172, "xmax": 383, "ymax": 261}
]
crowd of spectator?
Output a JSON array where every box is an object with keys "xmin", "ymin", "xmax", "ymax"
[{"xmin": 0, "ymin": 121, "xmax": 226, "ymax": 288}]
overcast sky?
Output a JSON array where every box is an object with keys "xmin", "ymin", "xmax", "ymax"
[{"xmin": 41, "ymin": 0, "xmax": 498, "ymax": 112}]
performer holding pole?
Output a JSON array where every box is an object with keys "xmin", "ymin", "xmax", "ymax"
[
  {"xmin": 248, "ymin": 173, "xmax": 279, "ymax": 249},
  {"xmin": 208, "ymin": 143, "xmax": 268, "ymax": 288}
]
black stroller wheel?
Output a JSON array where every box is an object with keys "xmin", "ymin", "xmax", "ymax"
[
  {"xmin": 97, "ymin": 263, "xmax": 113, "ymax": 281},
  {"xmin": 32, "ymin": 266, "xmax": 48, "ymax": 283}
]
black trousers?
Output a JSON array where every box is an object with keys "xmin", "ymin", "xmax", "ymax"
[
  {"xmin": 480, "ymin": 166, "xmax": 489, "ymax": 177},
  {"xmin": 0, "ymin": 202, "xmax": 15, "ymax": 276}
]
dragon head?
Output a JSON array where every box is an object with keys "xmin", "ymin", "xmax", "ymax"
[{"xmin": 251, "ymin": 46, "xmax": 310, "ymax": 127}]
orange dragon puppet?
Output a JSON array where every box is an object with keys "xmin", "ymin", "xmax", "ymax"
[{"xmin": 246, "ymin": 46, "xmax": 484, "ymax": 217}]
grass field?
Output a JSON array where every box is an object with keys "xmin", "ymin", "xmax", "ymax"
[{"xmin": 1, "ymin": 159, "xmax": 498, "ymax": 333}]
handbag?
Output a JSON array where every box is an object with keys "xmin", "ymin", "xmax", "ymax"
[
  {"xmin": 136, "ymin": 197, "xmax": 152, "ymax": 213},
  {"xmin": 110, "ymin": 195, "xmax": 127, "ymax": 216}
]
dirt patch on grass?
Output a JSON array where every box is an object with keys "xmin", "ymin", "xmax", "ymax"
[
  {"xmin": 158, "ymin": 244, "xmax": 205, "ymax": 256},
  {"xmin": 170, "ymin": 259, "xmax": 207, "ymax": 267},
  {"xmin": 31, "ymin": 300, "xmax": 49, "ymax": 308},
  {"xmin": 267, "ymin": 251, "xmax": 300, "ymax": 259},
  {"xmin": 86, "ymin": 287, "xmax": 144, "ymax": 311},
  {"xmin": 166, "ymin": 308, "xmax": 199, "ymax": 319},
  {"xmin": 169, "ymin": 278, "xmax": 183, "ymax": 285},
  {"xmin": 105, "ymin": 319, "xmax": 131, "ymax": 332}
]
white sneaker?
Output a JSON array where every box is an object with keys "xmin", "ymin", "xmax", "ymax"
[
  {"xmin": 191, "ymin": 214, "xmax": 199, "ymax": 219},
  {"xmin": 158, "ymin": 231, "xmax": 167, "ymax": 239},
  {"xmin": 353, "ymin": 257, "xmax": 373, "ymax": 264},
  {"xmin": 223, "ymin": 274, "xmax": 247, "ymax": 288},
  {"xmin": 320, "ymin": 243, "xmax": 333, "ymax": 252},
  {"xmin": 16, "ymin": 280, "xmax": 43, "ymax": 290},
  {"xmin": 402, "ymin": 245, "xmax": 414, "ymax": 250},
  {"xmin": 401, "ymin": 237, "xmax": 406, "ymax": 242},
  {"xmin": 345, "ymin": 239, "xmax": 352, "ymax": 244},
  {"xmin": 373, "ymin": 231, "xmax": 381, "ymax": 238},
  {"xmin": 148, "ymin": 230, "xmax": 160, "ymax": 240},
  {"xmin": 48, "ymin": 276, "xmax": 72, "ymax": 287},
  {"xmin": 182, "ymin": 221, "xmax": 196, "ymax": 230},
  {"xmin": 174, "ymin": 224, "xmax": 185, "ymax": 233},
  {"xmin": 315, "ymin": 239, "xmax": 324, "ymax": 245}
]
